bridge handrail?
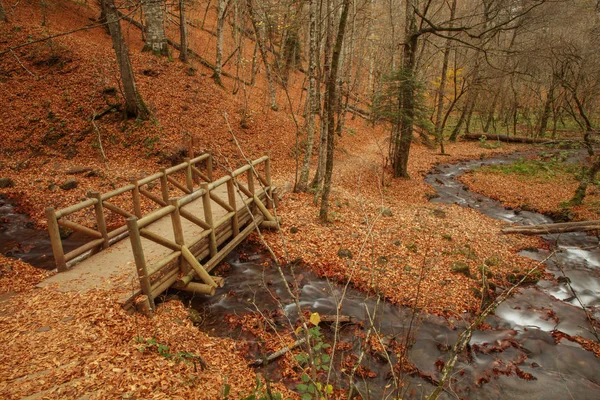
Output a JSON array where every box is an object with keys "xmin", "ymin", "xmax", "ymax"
[{"xmin": 46, "ymin": 152, "xmax": 215, "ymax": 272}]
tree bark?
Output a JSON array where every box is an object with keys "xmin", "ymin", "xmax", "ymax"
[
  {"xmin": 142, "ymin": 0, "xmax": 169, "ymax": 56},
  {"xmin": 179, "ymin": 0, "xmax": 188, "ymax": 62},
  {"xmin": 104, "ymin": 0, "xmax": 149, "ymax": 120},
  {"xmin": 319, "ymin": 0, "xmax": 351, "ymax": 221},
  {"xmin": 296, "ymin": 0, "xmax": 318, "ymax": 192}
]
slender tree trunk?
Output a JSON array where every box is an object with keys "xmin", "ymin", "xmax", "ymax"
[
  {"xmin": 296, "ymin": 0, "xmax": 318, "ymax": 192},
  {"xmin": 319, "ymin": 0, "xmax": 351, "ymax": 221},
  {"xmin": 142, "ymin": 0, "xmax": 169, "ymax": 56},
  {"xmin": 310, "ymin": 0, "xmax": 333, "ymax": 190},
  {"xmin": 0, "ymin": 0, "xmax": 7, "ymax": 22},
  {"xmin": 246, "ymin": 0, "xmax": 277, "ymax": 110},
  {"xmin": 104, "ymin": 0, "xmax": 149, "ymax": 120},
  {"xmin": 213, "ymin": 0, "xmax": 227, "ymax": 84},
  {"xmin": 434, "ymin": 0, "xmax": 456, "ymax": 153},
  {"xmin": 179, "ymin": 0, "xmax": 188, "ymax": 62},
  {"xmin": 537, "ymin": 85, "xmax": 554, "ymax": 137}
]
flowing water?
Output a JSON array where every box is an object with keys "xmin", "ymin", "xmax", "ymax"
[{"xmin": 2, "ymin": 153, "xmax": 600, "ymax": 399}]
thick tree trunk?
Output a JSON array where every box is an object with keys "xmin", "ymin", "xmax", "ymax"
[
  {"xmin": 391, "ymin": 0, "xmax": 418, "ymax": 179},
  {"xmin": 246, "ymin": 0, "xmax": 277, "ymax": 110},
  {"xmin": 142, "ymin": 0, "xmax": 169, "ymax": 56},
  {"xmin": 296, "ymin": 0, "xmax": 318, "ymax": 192},
  {"xmin": 572, "ymin": 156, "xmax": 600, "ymax": 205},
  {"xmin": 319, "ymin": 0, "xmax": 351, "ymax": 221},
  {"xmin": 104, "ymin": 0, "xmax": 149, "ymax": 120},
  {"xmin": 179, "ymin": 0, "xmax": 188, "ymax": 62},
  {"xmin": 537, "ymin": 84, "xmax": 554, "ymax": 137}
]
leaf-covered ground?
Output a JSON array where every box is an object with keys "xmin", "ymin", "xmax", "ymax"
[
  {"xmin": 0, "ymin": 1, "xmax": 561, "ymax": 398},
  {"xmin": 460, "ymin": 153, "xmax": 600, "ymax": 221}
]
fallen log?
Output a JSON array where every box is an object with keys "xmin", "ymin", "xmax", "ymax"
[
  {"xmin": 463, "ymin": 133, "xmax": 571, "ymax": 144},
  {"xmin": 502, "ymin": 220, "xmax": 600, "ymax": 235},
  {"xmin": 249, "ymin": 337, "xmax": 306, "ymax": 367}
]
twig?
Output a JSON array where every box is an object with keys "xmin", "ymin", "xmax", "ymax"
[
  {"xmin": 91, "ymin": 110, "xmax": 108, "ymax": 166},
  {"xmin": 249, "ymin": 337, "xmax": 307, "ymax": 366},
  {"xmin": 9, "ymin": 49, "xmax": 35, "ymax": 77}
]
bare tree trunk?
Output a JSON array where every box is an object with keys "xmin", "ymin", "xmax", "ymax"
[
  {"xmin": 179, "ymin": 0, "xmax": 188, "ymax": 62},
  {"xmin": 104, "ymin": 0, "xmax": 149, "ymax": 120},
  {"xmin": 213, "ymin": 0, "xmax": 227, "ymax": 85},
  {"xmin": 296, "ymin": 0, "xmax": 318, "ymax": 192},
  {"xmin": 310, "ymin": 0, "xmax": 333, "ymax": 190},
  {"xmin": 537, "ymin": 84, "xmax": 554, "ymax": 137},
  {"xmin": 142, "ymin": 0, "xmax": 169, "ymax": 56},
  {"xmin": 391, "ymin": 0, "xmax": 418, "ymax": 178},
  {"xmin": 319, "ymin": 0, "xmax": 351, "ymax": 221},
  {"xmin": 246, "ymin": 0, "xmax": 277, "ymax": 110},
  {"xmin": 434, "ymin": 0, "xmax": 457, "ymax": 154}
]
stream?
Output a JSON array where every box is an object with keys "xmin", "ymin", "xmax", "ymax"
[{"xmin": 1, "ymin": 153, "xmax": 599, "ymax": 399}]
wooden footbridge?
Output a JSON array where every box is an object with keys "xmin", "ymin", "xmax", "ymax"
[{"xmin": 39, "ymin": 153, "xmax": 280, "ymax": 313}]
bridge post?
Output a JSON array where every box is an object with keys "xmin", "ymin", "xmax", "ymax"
[
  {"xmin": 168, "ymin": 198, "xmax": 186, "ymax": 273},
  {"xmin": 126, "ymin": 217, "xmax": 155, "ymax": 311},
  {"xmin": 89, "ymin": 192, "xmax": 109, "ymax": 249},
  {"xmin": 265, "ymin": 157, "xmax": 273, "ymax": 209},
  {"xmin": 226, "ymin": 178, "xmax": 240, "ymax": 237},
  {"xmin": 45, "ymin": 207, "xmax": 67, "ymax": 272},
  {"xmin": 184, "ymin": 158, "xmax": 194, "ymax": 191},
  {"xmin": 207, "ymin": 151, "xmax": 213, "ymax": 181},
  {"xmin": 130, "ymin": 179, "xmax": 142, "ymax": 218},
  {"xmin": 201, "ymin": 183, "xmax": 217, "ymax": 257},
  {"xmin": 247, "ymin": 168, "xmax": 255, "ymax": 213},
  {"xmin": 159, "ymin": 168, "xmax": 169, "ymax": 203}
]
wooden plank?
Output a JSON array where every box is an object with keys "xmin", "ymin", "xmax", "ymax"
[
  {"xmin": 147, "ymin": 251, "xmax": 182, "ymax": 277},
  {"xmin": 64, "ymin": 238, "xmax": 105, "ymax": 262}
]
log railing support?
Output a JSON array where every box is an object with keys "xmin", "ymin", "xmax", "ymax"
[
  {"xmin": 46, "ymin": 207, "xmax": 67, "ymax": 272},
  {"xmin": 127, "ymin": 217, "xmax": 155, "ymax": 311},
  {"xmin": 265, "ymin": 157, "xmax": 273, "ymax": 209},
  {"xmin": 184, "ymin": 157, "xmax": 194, "ymax": 191},
  {"xmin": 227, "ymin": 179, "xmax": 240, "ymax": 236},
  {"xmin": 160, "ymin": 168, "xmax": 169, "ymax": 203},
  {"xmin": 168, "ymin": 198, "xmax": 186, "ymax": 273},
  {"xmin": 131, "ymin": 179, "xmax": 143, "ymax": 218},
  {"xmin": 89, "ymin": 191, "xmax": 109, "ymax": 249},
  {"xmin": 201, "ymin": 183, "xmax": 218, "ymax": 257},
  {"xmin": 207, "ymin": 151, "xmax": 213, "ymax": 181}
]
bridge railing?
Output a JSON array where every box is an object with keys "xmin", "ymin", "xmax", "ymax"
[
  {"xmin": 46, "ymin": 153, "xmax": 214, "ymax": 272},
  {"xmin": 125, "ymin": 156, "xmax": 278, "ymax": 311}
]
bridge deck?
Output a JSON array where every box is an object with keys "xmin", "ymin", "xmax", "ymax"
[{"xmin": 38, "ymin": 184, "xmax": 260, "ymax": 308}]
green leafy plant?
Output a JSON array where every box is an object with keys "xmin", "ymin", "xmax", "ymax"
[
  {"xmin": 294, "ymin": 314, "xmax": 334, "ymax": 400},
  {"xmin": 135, "ymin": 337, "xmax": 205, "ymax": 371}
]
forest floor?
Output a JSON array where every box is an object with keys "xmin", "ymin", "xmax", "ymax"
[{"xmin": 1, "ymin": 0, "xmax": 598, "ymax": 398}]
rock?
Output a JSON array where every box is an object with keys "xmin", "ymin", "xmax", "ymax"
[
  {"xmin": 379, "ymin": 207, "xmax": 393, "ymax": 217},
  {"xmin": 337, "ymin": 248, "xmax": 353, "ymax": 259},
  {"xmin": 433, "ymin": 209, "xmax": 446, "ymax": 218},
  {"xmin": 60, "ymin": 179, "xmax": 78, "ymax": 190},
  {"xmin": 188, "ymin": 309, "xmax": 203, "ymax": 325},
  {"xmin": 377, "ymin": 256, "xmax": 388, "ymax": 265},
  {"xmin": 451, "ymin": 261, "xmax": 471, "ymax": 277},
  {"xmin": 393, "ymin": 240, "xmax": 401, "ymax": 246},
  {"xmin": 290, "ymin": 226, "xmax": 299, "ymax": 234},
  {"xmin": 36, "ymin": 326, "xmax": 52, "ymax": 333},
  {"xmin": 0, "ymin": 178, "xmax": 15, "ymax": 188}
]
